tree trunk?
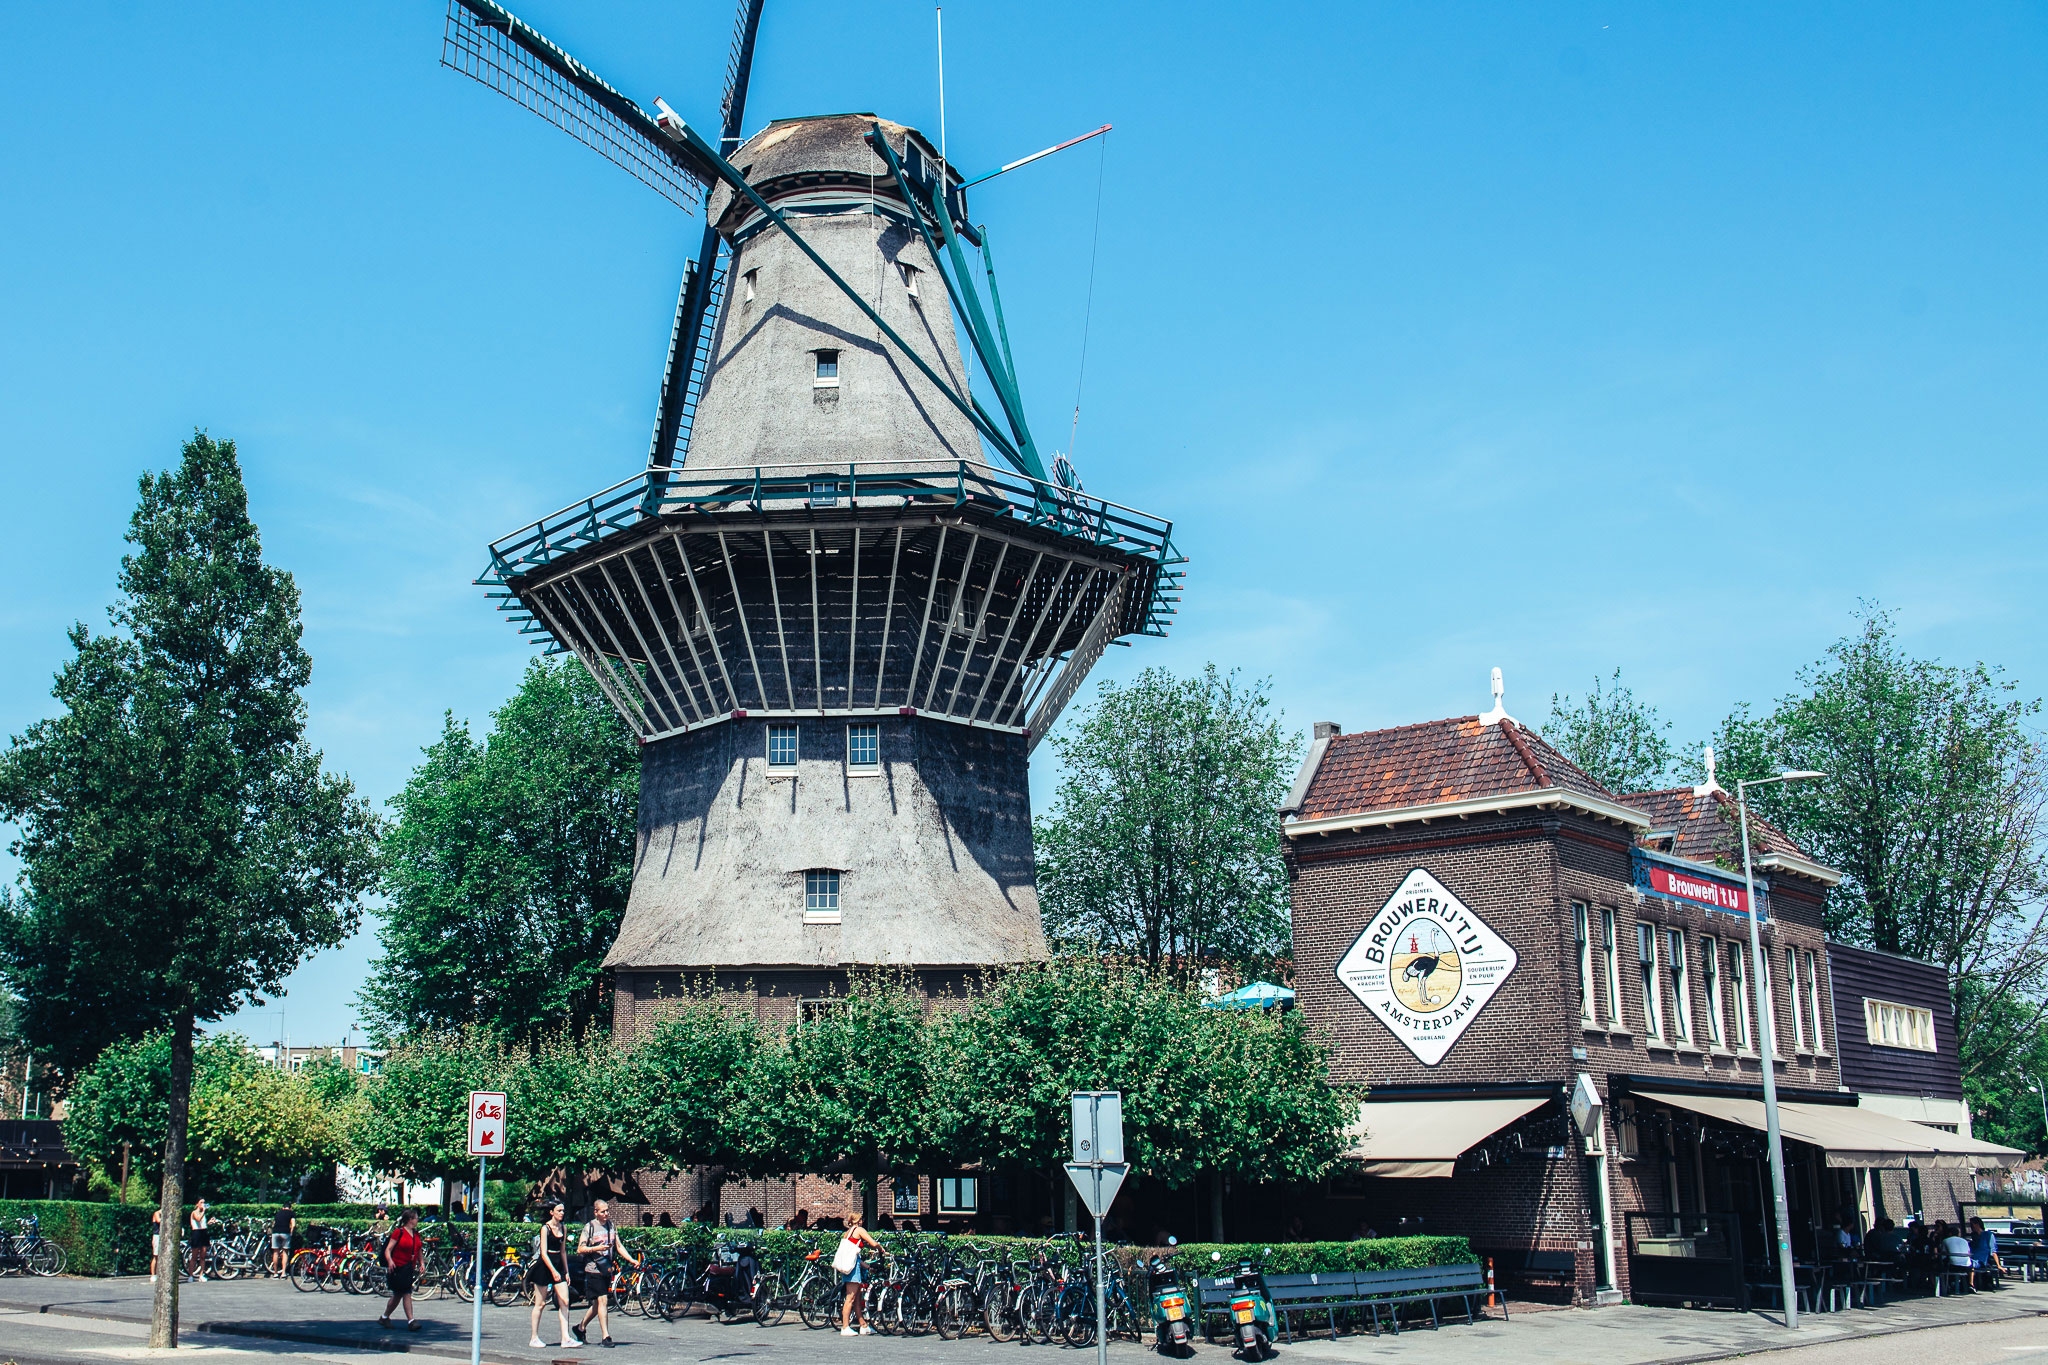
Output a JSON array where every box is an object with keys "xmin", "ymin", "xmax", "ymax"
[{"xmin": 150, "ymin": 1012, "xmax": 194, "ymax": 1349}]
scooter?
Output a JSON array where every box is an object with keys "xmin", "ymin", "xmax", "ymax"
[
  {"xmin": 699, "ymin": 1235, "xmax": 762, "ymax": 1321},
  {"xmin": 1147, "ymin": 1237, "xmax": 1196, "ymax": 1359},
  {"xmin": 1211, "ymin": 1249, "xmax": 1278, "ymax": 1360}
]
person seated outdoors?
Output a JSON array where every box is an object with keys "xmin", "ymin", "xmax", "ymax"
[
  {"xmin": 1866, "ymin": 1217, "xmax": 1905, "ymax": 1259},
  {"xmin": 1968, "ymin": 1218, "xmax": 2002, "ymax": 1289},
  {"xmin": 1939, "ymin": 1222, "xmax": 1975, "ymax": 1287}
]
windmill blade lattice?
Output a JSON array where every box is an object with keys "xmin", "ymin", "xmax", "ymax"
[{"xmin": 440, "ymin": 0, "xmax": 710, "ymax": 212}]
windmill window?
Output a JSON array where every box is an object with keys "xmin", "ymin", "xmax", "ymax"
[
  {"xmin": 743, "ymin": 268, "xmax": 758, "ymax": 303},
  {"xmin": 898, "ymin": 261, "xmax": 921, "ymax": 299},
  {"xmin": 803, "ymin": 870, "xmax": 840, "ymax": 924},
  {"xmin": 767, "ymin": 723, "xmax": 798, "ymax": 771},
  {"xmin": 814, "ymin": 350, "xmax": 840, "ymax": 388},
  {"xmin": 847, "ymin": 723, "xmax": 880, "ymax": 773}
]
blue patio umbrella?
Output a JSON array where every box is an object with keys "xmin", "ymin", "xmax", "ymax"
[{"xmin": 1203, "ymin": 981, "xmax": 1296, "ymax": 1011}]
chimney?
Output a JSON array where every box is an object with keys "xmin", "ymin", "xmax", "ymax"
[{"xmin": 1313, "ymin": 721, "xmax": 1342, "ymax": 741}]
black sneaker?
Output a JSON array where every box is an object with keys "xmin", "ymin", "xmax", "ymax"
[
  {"xmin": 571, "ymin": 1324, "xmax": 587, "ymax": 1344},
  {"xmin": 601, "ymin": 1338, "xmax": 614, "ymax": 1348}
]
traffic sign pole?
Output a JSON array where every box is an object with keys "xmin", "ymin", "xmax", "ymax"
[
  {"xmin": 465, "ymin": 1091, "xmax": 507, "ymax": 1365},
  {"xmin": 471, "ymin": 1155, "xmax": 485, "ymax": 1365}
]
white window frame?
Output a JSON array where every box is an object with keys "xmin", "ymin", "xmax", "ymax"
[
  {"xmin": 937, "ymin": 1176, "xmax": 978, "ymax": 1215},
  {"xmin": 1602, "ymin": 909, "xmax": 1622, "ymax": 1027},
  {"xmin": 813, "ymin": 349, "xmax": 840, "ymax": 388},
  {"xmin": 1638, "ymin": 922, "xmax": 1662, "ymax": 1039},
  {"xmin": 1729, "ymin": 940, "xmax": 1752, "ymax": 1050},
  {"xmin": 1787, "ymin": 947, "xmax": 1807, "ymax": 1051},
  {"xmin": 1667, "ymin": 927, "xmax": 1690, "ymax": 1042},
  {"xmin": 1804, "ymin": 950, "xmax": 1826, "ymax": 1053},
  {"xmin": 1574, "ymin": 902, "xmax": 1594, "ymax": 1023},
  {"xmin": 898, "ymin": 261, "xmax": 921, "ymax": 299},
  {"xmin": 767, "ymin": 722, "xmax": 798, "ymax": 772},
  {"xmin": 803, "ymin": 869, "xmax": 841, "ymax": 924},
  {"xmin": 847, "ymin": 722, "xmax": 880, "ymax": 774},
  {"xmin": 743, "ymin": 267, "xmax": 759, "ymax": 302},
  {"xmin": 1702, "ymin": 936, "xmax": 1723, "ymax": 1046},
  {"xmin": 1759, "ymin": 950, "xmax": 1778, "ymax": 1050},
  {"xmin": 1864, "ymin": 997, "xmax": 1937, "ymax": 1052}
]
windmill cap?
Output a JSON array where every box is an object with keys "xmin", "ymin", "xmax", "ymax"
[{"xmin": 710, "ymin": 114, "xmax": 960, "ymax": 232}]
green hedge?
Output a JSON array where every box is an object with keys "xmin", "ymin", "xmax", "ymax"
[
  {"xmin": 0, "ymin": 1200, "xmax": 1475, "ymax": 1279},
  {"xmin": 0, "ymin": 1200, "xmax": 154, "ymax": 1277}
]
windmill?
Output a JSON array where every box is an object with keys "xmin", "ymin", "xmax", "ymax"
[{"xmin": 443, "ymin": 0, "xmax": 1185, "ymax": 1032}]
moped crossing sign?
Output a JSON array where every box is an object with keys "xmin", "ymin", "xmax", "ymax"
[{"xmin": 466, "ymin": 1092, "xmax": 507, "ymax": 1157}]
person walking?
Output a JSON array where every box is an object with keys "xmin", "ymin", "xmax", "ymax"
[
  {"xmin": 149, "ymin": 1207, "xmax": 162, "ymax": 1280},
  {"xmin": 378, "ymin": 1209, "xmax": 424, "ymax": 1331},
  {"xmin": 186, "ymin": 1198, "xmax": 212, "ymax": 1281},
  {"xmin": 572, "ymin": 1200, "xmax": 639, "ymax": 1347},
  {"xmin": 270, "ymin": 1201, "xmax": 296, "ymax": 1278},
  {"xmin": 527, "ymin": 1201, "xmax": 577, "ymax": 1350},
  {"xmin": 833, "ymin": 1212, "xmax": 883, "ymax": 1337}
]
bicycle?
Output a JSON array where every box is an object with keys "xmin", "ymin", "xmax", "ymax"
[
  {"xmin": 0, "ymin": 1216, "xmax": 66, "ymax": 1277},
  {"xmin": 288, "ymin": 1227, "xmax": 352, "ymax": 1292},
  {"xmin": 484, "ymin": 1244, "xmax": 530, "ymax": 1308},
  {"xmin": 787, "ymin": 1246, "xmax": 840, "ymax": 1330}
]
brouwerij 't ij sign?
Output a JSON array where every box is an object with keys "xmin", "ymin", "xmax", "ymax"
[
  {"xmin": 1335, "ymin": 867, "xmax": 1518, "ymax": 1066},
  {"xmin": 1631, "ymin": 848, "xmax": 1765, "ymax": 920}
]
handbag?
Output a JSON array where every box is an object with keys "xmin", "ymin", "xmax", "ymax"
[{"xmin": 831, "ymin": 1234, "xmax": 860, "ymax": 1275}]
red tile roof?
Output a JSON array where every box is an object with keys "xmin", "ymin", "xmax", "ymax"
[
  {"xmin": 1294, "ymin": 716, "xmax": 1621, "ymax": 822},
  {"xmin": 1620, "ymin": 785, "xmax": 1813, "ymax": 867}
]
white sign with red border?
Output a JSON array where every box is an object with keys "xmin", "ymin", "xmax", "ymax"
[{"xmin": 467, "ymin": 1091, "xmax": 507, "ymax": 1157}]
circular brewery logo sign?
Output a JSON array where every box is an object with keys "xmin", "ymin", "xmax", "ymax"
[{"xmin": 1333, "ymin": 867, "xmax": 1518, "ymax": 1066}]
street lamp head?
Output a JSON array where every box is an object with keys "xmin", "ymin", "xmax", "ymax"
[{"xmin": 1779, "ymin": 770, "xmax": 1826, "ymax": 781}]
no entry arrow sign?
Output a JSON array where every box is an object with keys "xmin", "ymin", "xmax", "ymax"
[{"xmin": 467, "ymin": 1091, "xmax": 507, "ymax": 1157}]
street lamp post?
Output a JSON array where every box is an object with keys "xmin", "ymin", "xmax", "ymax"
[
  {"xmin": 2028, "ymin": 1079, "xmax": 2048, "ymax": 1151},
  {"xmin": 1737, "ymin": 768, "xmax": 1825, "ymax": 1330}
]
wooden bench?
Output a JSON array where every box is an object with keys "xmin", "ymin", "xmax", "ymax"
[{"xmin": 1196, "ymin": 1262, "xmax": 1499, "ymax": 1341}]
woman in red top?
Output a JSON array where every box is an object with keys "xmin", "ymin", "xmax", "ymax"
[{"xmin": 378, "ymin": 1209, "xmax": 423, "ymax": 1331}]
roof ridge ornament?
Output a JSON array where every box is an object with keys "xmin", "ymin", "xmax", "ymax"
[
  {"xmin": 1478, "ymin": 666, "xmax": 1514, "ymax": 727},
  {"xmin": 1695, "ymin": 744, "xmax": 1724, "ymax": 797}
]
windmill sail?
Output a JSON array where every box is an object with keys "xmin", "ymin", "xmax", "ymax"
[
  {"xmin": 649, "ymin": 0, "xmax": 766, "ymax": 472},
  {"xmin": 439, "ymin": 0, "xmax": 716, "ymax": 209}
]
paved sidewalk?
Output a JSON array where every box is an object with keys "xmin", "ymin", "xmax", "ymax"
[{"xmin": 0, "ymin": 1273, "xmax": 2040, "ymax": 1365}]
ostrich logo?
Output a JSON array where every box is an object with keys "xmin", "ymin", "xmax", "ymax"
[{"xmin": 1389, "ymin": 919, "xmax": 1463, "ymax": 1014}]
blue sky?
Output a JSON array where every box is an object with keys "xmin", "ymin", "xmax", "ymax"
[{"xmin": 4, "ymin": 2, "xmax": 2044, "ymax": 1045}]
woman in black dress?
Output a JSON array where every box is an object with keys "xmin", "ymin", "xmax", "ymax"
[{"xmin": 527, "ymin": 1201, "xmax": 576, "ymax": 1349}]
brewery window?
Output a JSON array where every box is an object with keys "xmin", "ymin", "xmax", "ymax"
[
  {"xmin": 899, "ymin": 261, "xmax": 921, "ymax": 299},
  {"xmin": 1728, "ymin": 940, "xmax": 1752, "ymax": 1050},
  {"xmin": 1601, "ymin": 908, "xmax": 1621, "ymax": 1027},
  {"xmin": 1787, "ymin": 947, "xmax": 1808, "ymax": 1051},
  {"xmin": 1805, "ymin": 950, "xmax": 1827, "ymax": 1052},
  {"xmin": 743, "ymin": 268, "xmax": 758, "ymax": 302},
  {"xmin": 1702, "ymin": 935, "xmax": 1724, "ymax": 1046},
  {"xmin": 1638, "ymin": 922, "xmax": 1662, "ymax": 1039},
  {"xmin": 1759, "ymin": 949, "xmax": 1780, "ymax": 1049},
  {"xmin": 1667, "ymin": 928, "xmax": 1690, "ymax": 1042},
  {"xmin": 937, "ymin": 1177, "xmax": 978, "ymax": 1214},
  {"xmin": 893, "ymin": 1181, "xmax": 920, "ymax": 1215},
  {"xmin": 814, "ymin": 350, "xmax": 840, "ymax": 388},
  {"xmin": 1865, "ymin": 997, "xmax": 1936, "ymax": 1052},
  {"xmin": 767, "ymin": 723, "xmax": 798, "ymax": 771},
  {"xmin": 1574, "ymin": 902, "xmax": 1593, "ymax": 1023},
  {"xmin": 847, "ymin": 723, "xmax": 880, "ymax": 773},
  {"xmin": 803, "ymin": 870, "xmax": 840, "ymax": 924}
]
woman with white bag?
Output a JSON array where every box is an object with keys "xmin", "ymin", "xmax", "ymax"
[{"xmin": 833, "ymin": 1213, "xmax": 883, "ymax": 1337}]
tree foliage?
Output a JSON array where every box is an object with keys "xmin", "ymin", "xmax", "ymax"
[
  {"xmin": 1542, "ymin": 668, "xmax": 1677, "ymax": 794},
  {"xmin": 1710, "ymin": 608, "xmax": 2048, "ymax": 1083},
  {"xmin": 360, "ymin": 658, "xmax": 636, "ymax": 1045},
  {"xmin": 1036, "ymin": 667, "xmax": 1299, "ymax": 972},
  {"xmin": 345, "ymin": 1026, "xmax": 514, "ymax": 1191}
]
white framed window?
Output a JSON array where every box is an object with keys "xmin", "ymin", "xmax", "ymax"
[
  {"xmin": 813, "ymin": 349, "xmax": 840, "ymax": 388},
  {"xmin": 767, "ymin": 722, "xmax": 798, "ymax": 771},
  {"xmin": 847, "ymin": 723, "xmax": 880, "ymax": 773},
  {"xmin": 1805, "ymin": 950, "xmax": 1826, "ymax": 1052},
  {"xmin": 743, "ymin": 267, "xmax": 759, "ymax": 303},
  {"xmin": 803, "ymin": 869, "xmax": 841, "ymax": 924},
  {"xmin": 1638, "ymin": 922, "xmax": 1662, "ymax": 1039},
  {"xmin": 1759, "ymin": 950, "xmax": 1779, "ymax": 1049},
  {"xmin": 1667, "ymin": 928, "xmax": 1690, "ymax": 1042},
  {"xmin": 1728, "ymin": 940, "xmax": 1752, "ymax": 1050},
  {"xmin": 1702, "ymin": 936, "xmax": 1723, "ymax": 1046},
  {"xmin": 1787, "ymin": 947, "xmax": 1807, "ymax": 1051},
  {"xmin": 1864, "ymin": 997, "xmax": 1937, "ymax": 1052},
  {"xmin": 898, "ymin": 261, "xmax": 921, "ymax": 299},
  {"xmin": 937, "ymin": 1177, "xmax": 978, "ymax": 1215},
  {"xmin": 1602, "ymin": 909, "xmax": 1622, "ymax": 1026},
  {"xmin": 1574, "ymin": 902, "xmax": 1594, "ymax": 1023}
]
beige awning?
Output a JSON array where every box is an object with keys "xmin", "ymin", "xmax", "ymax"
[
  {"xmin": 1345, "ymin": 1096, "xmax": 1549, "ymax": 1179},
  {"xmin": 1637, "ymin": 1090, "xmax": 2025, "ymax": 1170}
]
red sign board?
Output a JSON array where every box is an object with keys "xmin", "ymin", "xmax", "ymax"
[
  {"xmin": 1643, "ymin": 863, "xmax": 1754, "ymax": 916},
  {"xmin": 467, "ymin": 1091, "xmax": 507, "ymax": 1157}
]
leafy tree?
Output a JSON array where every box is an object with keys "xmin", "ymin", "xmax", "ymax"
[
  {"xmin": 1036, "ymin": 667, "xmax": 1299, "ymax": 972},
  {"xmin": 1542, "ymin": 668, "xmax": 1677, "ymax": 793},
  {"xmin": 1709, "ymin": 608, "xmax": 2048, "ymax": 1084},
  {"xmin": 0, "ymin": 434, "xmax": 379, "ymax": 1345},
  {"xmin": 345, "ymin": 1027, "xmax": 513, "ymax": 1205},
  {"xmin": 1958, "ymin": 981, "xmax": 2048, "ymax": 1155},
  {"xmin": 507, "ymin": 1031, "xmax": 646, "ymax": 1181},
  {"xmin": 633, "ymin": 999, "xmax": 775, "ymax": 1174},
  {"xmin": 360, "ymin": 658, "xmax": 636, "ymax": 1045}
]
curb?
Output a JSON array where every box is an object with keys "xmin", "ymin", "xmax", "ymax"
[
  {"xmin": 1642, "ymin": 1305, "xmax": 2048, "ymax": 1365},
  {"xmin": 18, "ymin": 1300, "xmax": 523, "ymax": 1364}
]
